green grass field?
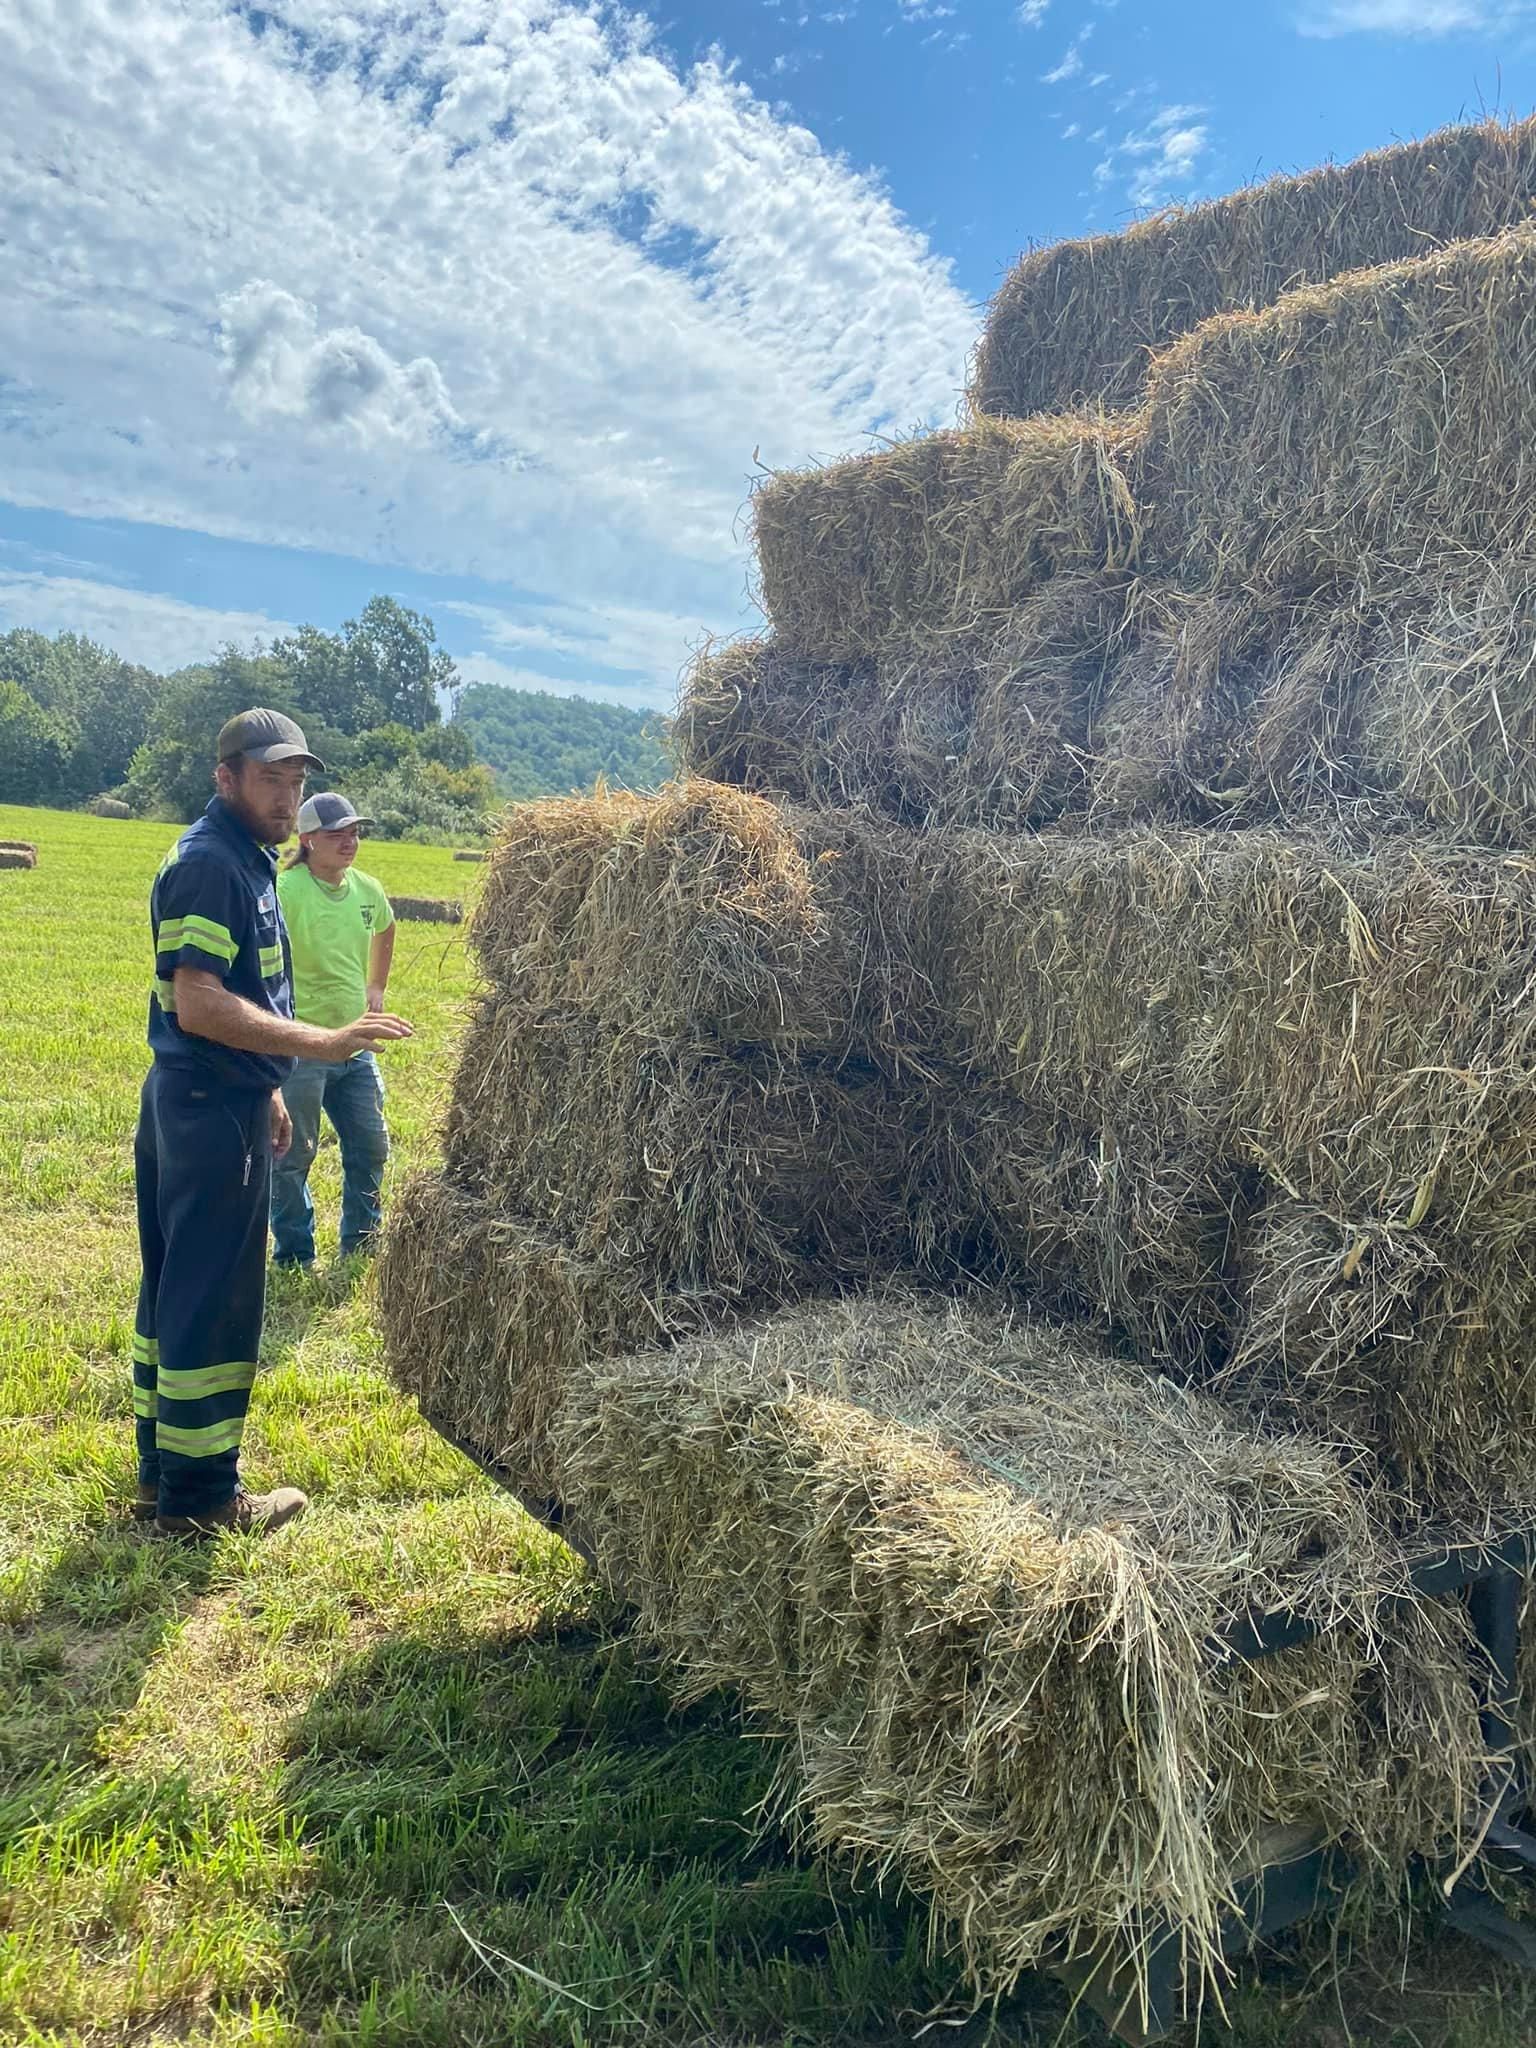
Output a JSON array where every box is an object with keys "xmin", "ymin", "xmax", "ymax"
[{"xmin": 2, "ymin": 800, "xmax": 1533, "ymax": 2048}]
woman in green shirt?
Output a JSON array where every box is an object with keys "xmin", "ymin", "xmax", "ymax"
[{"xmin": 271, "ymin": 793, "xmax": 399, "ymax": 1270}]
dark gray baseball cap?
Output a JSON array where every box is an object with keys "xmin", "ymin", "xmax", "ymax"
[
  {"xmin": 297, "ymin": 791, "xmax": 373, "ymax": 833},
  {"xmin": 216, "ymin": 707, "xmax": 325, "ymax": 771}
]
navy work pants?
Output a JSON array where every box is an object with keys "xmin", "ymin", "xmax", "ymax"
[{"xmin": 133, "ymin": 1066, "xmax": 272, "ymax": 1516}]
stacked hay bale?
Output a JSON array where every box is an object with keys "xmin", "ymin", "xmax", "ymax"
[
  {"xmin": 559, "ymin": 1292, "xmax": 1493, "ymax": 2000},
  {"xmin": 381, "ymin": 116, "xmax": 1536, "ymax": 2010},
  {"xmin": 971, "ymin": 112, "xmax": 1536, "ymax": 418},
  {"xmin": 382, "ymin": 784, "xmax": 959, "ymax": 1486}
]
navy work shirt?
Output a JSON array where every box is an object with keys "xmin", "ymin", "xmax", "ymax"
[{"xmin": 146, "ymin": 796, "xmax": 296, "ymax": 1092}]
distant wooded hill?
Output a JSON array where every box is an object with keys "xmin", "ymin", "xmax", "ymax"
[{"xmin": 456, "ymin": 681, "xmax": 672, "ymax": 799}]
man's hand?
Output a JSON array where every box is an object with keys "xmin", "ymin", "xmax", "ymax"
[
  {"xmin": 326, "ymin": 1011, "xmax": 414, "ymax": 1061},
  {"xmin": 271, "ymin": 1091, "xmax": 293, "ymax": 1160},
  {"xmin": 365, "ymin": 984, "xmax": 385, "ymax": 1014}
]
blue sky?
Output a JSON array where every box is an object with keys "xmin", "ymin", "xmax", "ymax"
[{"xmin": 2, "ymin": 0, "xmax": 1533, "ymax": 713}]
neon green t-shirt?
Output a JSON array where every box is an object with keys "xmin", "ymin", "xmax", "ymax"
[{"xmin": 276, "ymin": 863, "xmax": 395, "ymax": 1035}]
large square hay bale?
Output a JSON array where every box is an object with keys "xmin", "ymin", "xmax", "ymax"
[
  {"xmin": 442, "ymin": 1000, "xmax": 920, "ymax": 1297},
  {"xmin": 918, "ymin": 1091, "xmax": 1258, "ymax": 1374},
  {"xmin": 754, "ymin": 416, "xmax": 1140, "ymax": 661},
  {"xmin": 470, "ymin": 781, "xmax": 939, "ymax": 1060},
  {"xmin": 556, "ymin": 1291, "xmax": 1491, "ymax": 2001},
  {"xmin": 1361, "ymin": 560, "xmax": 1536, "ymax": 846},
  {"xmin": 376, "ymin": 1173, "xmax": 701, "ymax": 1488},
  {"xmin": 936, "ymin": 829, "xmax": 1536, "ymax": 1244},
  {"xmin": 972, "ymin": 114, "xmax": 1536, "ymax": 419},
  {"xmin": 1091, "ymin": 585, "xmax": 1382, "ymax": 826},
  {"xmin": 677, "ymin": 578, "xmax": 1131, "ymax": 831},
  {"xmin": 1140, "ymin": 227, "xmax": 1536, "ymax": 591},
  {"xmin": 674, "ymin": 637, "xmax": 982, "ymax": 825},
  {"xmin": 1221, "ymin": 1200, "xmax": 1536, "ymax": 1510}
]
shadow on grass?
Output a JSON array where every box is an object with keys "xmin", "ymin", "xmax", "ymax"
[
  {"xmin": 263, "ymin": 1250, "xmax": 371, "ymax": 1357},
  {"xmin": 0, "ymin": 1522, "xmax": 216, "ymax": 1846},
  {"xmin": 270, "ymin": 1610, "xmax": 1079, "ymax": 2047},
  {"xmin": 267, "ymin": 1604, "xmax": 1536, "ymax": 2048}
]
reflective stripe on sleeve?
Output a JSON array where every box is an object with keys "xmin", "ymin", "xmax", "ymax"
[{"xmin": 158, "ymin": 914, "xmax": 239, "ymax": 965}]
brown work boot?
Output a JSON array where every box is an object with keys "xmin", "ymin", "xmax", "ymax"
[
  {"xmin": 156, "ymin": 1484, "xmax": 309, "ymax": 1540},
  {"xmin": 131, "ymin": 1484, "xmax": 159, "ymax": 1522}
]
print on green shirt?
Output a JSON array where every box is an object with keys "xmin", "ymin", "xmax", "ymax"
[{"xmin": 277, "ymin": 864, "xmax": 395, "ymax": 1038}]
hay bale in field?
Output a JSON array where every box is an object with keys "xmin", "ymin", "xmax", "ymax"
[
  {"xmin": 1092, "ymin": 586, "xmax": 1383, "ymax": 826},
  {"xmin": 918, "ymin": 1093, "xmax": 1259, "ymax": 1374},
  {"xmin": 376, "ymin": 1173, "xmax": 704, "ymax": 1488},
  {"xmin": 0, "ymin": 845, "xmax": 37, "ymax": 869},
  {"xmin": 442, "ymin": 999, "xmax": 923, "ymax": 1297},
  {"xmin": 390, "ymin": 895, "xmax": 463, "ymax": 923},
  {"xmin": 555, "ymin": 1289, "xmax": 1493, "ymax": 2001},
  {"xmin": 469, "ymin": 804, "xmax": 1536, "ymax": 1278},
  {"xmin": 678, "ymin": 581, "xmax": 1132, "ymax": 831},
  {"xmin": 674, "ymin": 638, "xmax": 981, "ymax": 824},
  {"xmin": 678, "ymin": 569, "xmax": 1536, "ymax": 841},
  {"xmin": 468, "ymin": 781, "xmax": 940, "ymax": 1059},
  {"xmin": 452, "ymin": 849, "xmax": 486, "ymax": 862},
  {"xmin": 936, "ymin": 828, "xmax": 1536, "ymax": 1247},
  {"xmin": 1361, "ymin": 562, "xmax": 1536, "ymax": 845},
  {"xmin": 973, "ymin": 114, "xmax": 1536, "ymax": 419},
  {"xmin": 1221, "ymin": 1202, "xmax": 1536, "ymax": 1511},
  {"xmin": 672, "ymin": 639, "xmax": 891, "ymax": 813},
  {"xmin": 754, "ymin": 415, "xmax": 1141, "ymax": 661},
  {"xmin": 1140, "ymin": 227, "xmax": 1536, "ymax": 591},
  {"xmin": 86, "ymin": 796, "xmax": 132, "ymax": 819}
]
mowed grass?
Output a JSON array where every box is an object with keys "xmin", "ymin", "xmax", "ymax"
[{"xmin": 2, "ymin": 800, "xmax": 1535, "ymax": 2048}]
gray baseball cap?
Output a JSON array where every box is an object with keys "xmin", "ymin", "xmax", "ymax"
[
  {"xmin": 216, "ymin": 707, "xmax": 325, "ymax": 771},
  {"xmin": 297, "ymin": 791, "xmax": 373, "ymax": 834}
]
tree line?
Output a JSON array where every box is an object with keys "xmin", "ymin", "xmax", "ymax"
[{"xmin": 0, "ymin": 596, "xmax": 671, "ymax": 837}]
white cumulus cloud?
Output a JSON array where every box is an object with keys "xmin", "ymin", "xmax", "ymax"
[
  {"xmin": 1042, "ymin": 23, "xmax": 1094, "ymax": 80},
  {"xmin": 0, "ymin": 0, "xmax": 977, "ymax": 706},
  {"xmin": 218, "ymin": 283, "xmax": 463, "ymax": 446},
  {"xmin": 1095, "ymin": 104, "xmax": 1211, "ymax": 211},
  {"xmin": 1298, "ymin": 0, "xmax": 1529, "ymax": 29},
  {"xmin": 0, "ymin": 573, "xmax": 299, "ymax": 672}
]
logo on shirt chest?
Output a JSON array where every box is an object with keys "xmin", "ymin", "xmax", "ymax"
[{"xmin": 361, "ymin": 906, "xmax": 376, "ymax": 930}]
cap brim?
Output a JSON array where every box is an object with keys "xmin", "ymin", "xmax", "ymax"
[
  {"xmin": 247, "ymin": 741, "xmax": 327, "ymax": 770},
  {"xmin": 312, "ymin": 814, "xmax": 373, "ymax": 831}
]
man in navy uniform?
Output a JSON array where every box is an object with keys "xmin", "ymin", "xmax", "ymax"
[{"xmin": 132, "ymin": 709, "xmax": 412, "ymax": 1538}]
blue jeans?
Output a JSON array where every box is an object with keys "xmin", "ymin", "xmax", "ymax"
[{"xmin": 270, "ymin": 1053, "xmax": 389, "ymax": 1265}]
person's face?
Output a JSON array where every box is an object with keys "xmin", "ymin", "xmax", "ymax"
[
  {"xmin": 308, "ymin": 824, "xmax": 360, "ymax": 876},
  {"xmin": 219, "ymin": 757, "xmax": 307, "ymax": 844}
]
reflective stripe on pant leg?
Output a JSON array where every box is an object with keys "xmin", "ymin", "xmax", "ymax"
[
  {"xmin": 151, "ymin": 1077, "xmax": 273, "ymax": 1517},
  {"xmin": 156, "ymin": 1357, "xmax": 260, "ymax": 1458}
]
